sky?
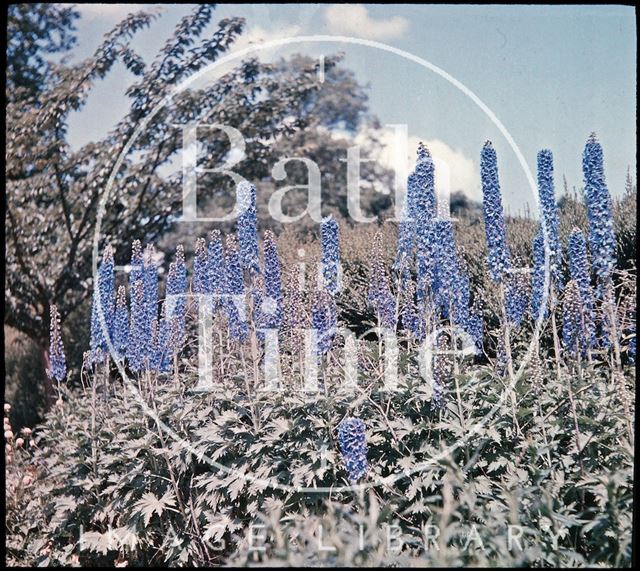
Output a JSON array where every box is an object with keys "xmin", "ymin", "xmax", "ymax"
[{"xmin": 62, "ymin": 3, "xmax": 636, "ymax": 215}]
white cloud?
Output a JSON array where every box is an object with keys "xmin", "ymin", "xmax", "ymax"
[
  {"xmin": 324, "ymin": 4, "xmax": 409, "ymax": 41},
  {"xmin": 73, "ymin": 4, "xmax": 162, "ymax": 22}
]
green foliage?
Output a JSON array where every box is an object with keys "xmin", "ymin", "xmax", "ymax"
[{"xmin": 5, "ymin": 342, "xmax": 634, "ymax": 566}]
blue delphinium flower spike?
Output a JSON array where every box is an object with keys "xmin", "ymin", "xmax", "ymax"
[
  {"xmin": 90, "ymin": 244, "xmax": 115, "ymax": 363},
  {"xmin": 262, "ymin": 230, "xmax": 284, "ymax": 330},
  {"xmin": 224, "ymin": 234, "xmax": 249, "ymax": 342},
  {"xmin": 126, "ymin": 279, "xmax": 146, "ymax": 372},
  {"xmin": 337, "ymin": 417, "xmax": 368, "ymax": 483},
  {"xmin": 582, "ymin": 133, "xmax": 617, "ymax": 288},
  {"xmin": 237, "ymin": 181, "xmax": 260, "ymax": 274},
  {"xmin": 311, "ymin": 288, "xmax": 337, "ymax": 355},
  {"xmin": 165, "ymin": 245, "xmax": 187, "ymax": 350},
  {"xmin": 368, "ymin": 232, "xmax": 397, "ymax": 330},
  {"xmin": 537, "ymin": 150, "xmax": 563, "ymax": 291},
  {"xmin": 321, "ymin": 215, "xmax": 341, "ymax": 295},
  {"xmin": 143, "ymin": 244, "xmax": 159, "ymax": 363},
  {"xmin": 480, "ymin": 141, "xmax": 512, "ymax": 282},
  {"xmin": 530, "ymin": 229, "xmax": 548, "ymax": 321},
  {"xmin": 562, "ymin": 280, "xmax": 586, "ymax": 357},
  {"xmin": 113, "ymin": 285, "xmax": 129, "ymax": 362},
  {"xmin": 208, "ymin": 230, "xmax": 226, "ymax": 313},
  {"xmin": 48, "ymin": 304, "xmax": 66, "ymax": 382},
  {"xmin": 567, "ymin": 228, "xmax": 596, "ymax": 348}
]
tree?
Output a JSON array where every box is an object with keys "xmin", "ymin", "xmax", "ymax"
[
  {"xmin": 7, "ymin": 5, "xmax": 380, "ymax": 349},
  {"xmin": 6, "ymin": 3, "xmax": 79, "ymax": 99}
]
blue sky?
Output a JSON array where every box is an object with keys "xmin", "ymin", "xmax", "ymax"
[{"xmin": 64, "ymin": 4, "xmax": 636, "ymax": 214}]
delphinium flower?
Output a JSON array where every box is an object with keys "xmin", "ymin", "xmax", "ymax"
[
  {"xmin": 466, "ymin": 300, "xmax": 484, "ymax": 355},
  {"xmin": 165, "ymin": 245, "xmax": 187, "ymax": 348},
  {"xmin": 430, "ymin": 218, "xmax": 459, "ymax": 319},
  {"xmin": 151, "ymin": 302, "xmax": 174, "ymax": 374},
  {"xmin": 90, "ymin": 245, "xmax": 115, "ymax": 363},
  {"xmin": 237, "ymin": 181, "xmax": 260, "ymax": 274},
  {"xmin": 537, "ymin": 149, "xmax": 563, "ymax": 290},
  {"xmin": 367, "ymin": 232, "xmax": 397, "ymax": 330},
  {"xmin": 414, "ymin": 144, "xmax": 438, "ymax": 302},
  {"xmin": 311, "ymin": 288, "xmax": 337, "ymax": 355},
  {"xmin": 567, "ymin": 228, "xmax": 596, "ymax": 347},
  {"xmin": 453, "ymin": 266, "xmax": 471, "ymax": 327},
  {"xmin": 207, "ymin": 230, "xmax": 226, "ymax": 313},
  {"xmin": 282, "ymin": 266, "xmax": 308, "ymax": 354},
  {"xmin": 582, "ymin": 133, "xmax": 617, "ymax": 287},
  {"xmin": 530, "ymin": 229, "xmax": 548, "ymax": 320},
  {"xmin": 48, "ymin": 304, "xmax": 66, "ymax": 382},
  {"xmin": 452, "ymin": 263, "xmax": 483, "ymax": 354},
  {"xmin": 394, "ymin": 178, "xmax": 416, "ymax": 272},
  {"xmin": 129, "ymin": 240, "xmax": 144, "ymax": 283},
  {"xmin": 224, "ymin": 234, "xmax": 249, "ymax": 342},
  {"xmin": 431, "ymin": 332, "xmax": 452, "ymax": 411},
  {"xmin": 562, "ymin": 280, "xmax": 586, "ymax": 357},
  {"xmin": 480, "ymin": 141, "xmax": 512, "ymax": 282},
  {"xmin": 413, "ymin": 143, "xmax": 438, "ymax": 219},
  {"xmin": 193, "ymin": 237, "xmax": 209, "ymax": 295},
  {"xmin": 126, "ymin": 280, "xmax": 146, "ymax": 372},
  {"xmin": 399, "ymin": 278, "xmax": 425, "ymax": 341},
  {"xmin": 192, "ymin": 237, "xmax": 209, "ymax": 315},
  {"xmin": 148, "ymin": 318, "xmax": 160, "ymax": 372},
  {"xmin": 320, "ymin": 215, "xmax": 341, "ymax": 295},
  {"xmin": 505, "ymin": 268, "xmax": 530, "ymax": 328},
  {"xmin": 113, "ymin": 285, "xmax": 129, "ymax": 362},
  {"xmin": 143, "ymin": 244, "xmax": 159, "ymax": 363},
  {"xmin": 529, "ymin": 347, "xmax": 544, "ymax": 396},
  {"xmin": 261, "ymin": 230, "xmax": 283, "ymax": 330},
  {"xmin": 337, "ymin": 417, "xmax": 368, "ymax": 483}
]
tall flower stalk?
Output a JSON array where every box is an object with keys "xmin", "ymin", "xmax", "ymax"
[
  {"xmin": 368, "ymin": 231, "xmax": 396, "ymax": 330},
  {"xmin": 320, "ymin": 215, "xmax": 341, "ymax": 295},
  {"xmin": 480, "ymin": 141, "xmax": 512, "ymax": 282},
  {"xmin": 337, "ymin": 417, "xmax": 368, "ymax": 483},
  {"xmin": 537, "ymin": 149, "xmax": 563, "ymax": 291},
  {"xmin": 530, "ymin": 229, "xmax": 547, "ymax": 321},
  {"xmin": 567, "ymin": 228, "xmax": 596, "ymax": 355},
  {"xmin": 562, "ymin": 280, "xmax": 587, "ymax": 357},
  {"xmin": 90, "ymin": 245, "xmax": 115, "ymax": 364},
  {"xmin": 414, "ymin": 144, "xmax": 437, "ymax": 302},
  {"xmin": 583, "ymin": 133, "xmax": 616, "ymax": 287},
  {"xmin": 208, "ymin": 230, "xmax": 225, "ymax": 313},
  {"xmin": 165, "ymin": 245, "xmax": 187, "ymax": 355},
  {"xmin": 261, "ymin": 230, "xmax": 283, "ymax": 330},
  {"xmin": 480, "ymin": 141, "xmax": 518, "ymax": 386},
  {"xmin": 224, "ymin": 234, "xmax": 249, "ymax": 342},
  {"xmin": 126, "ymin": 280, "xmax": 146, "ymax": 372},
  {"xmin": 143, "ymin": 244, "xmax": 158, "ymax": 365},
  {"xmin": 312, "ymin": 288, "xmax": 337, "ymax": 356},
  {"xmin": 113, "ymin": 285, "xmax": 129, "ymax": 363},
  {"xmin": 237, "ymin": 181, "xmax": 260, "ymax": 274},
  {"xmin": 48, "ymin": 304, "xmax": 66, "ymax": 383},
  {"xmin": 583, "ymin": 134, "xmax": 621, "ymax": 368}
]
